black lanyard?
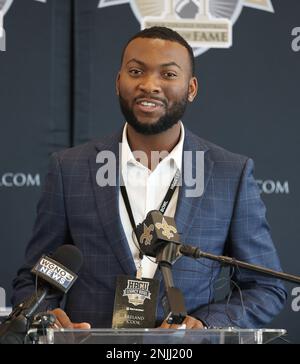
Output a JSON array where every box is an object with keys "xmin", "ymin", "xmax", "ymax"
[{"xmin": 120, "ymin": 168, "xmax": 181, "ymax": 232}]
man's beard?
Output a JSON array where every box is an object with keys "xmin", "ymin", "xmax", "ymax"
[{"xmin": 118, "ymin": 94, "xmax": 188, "ymax": 135}]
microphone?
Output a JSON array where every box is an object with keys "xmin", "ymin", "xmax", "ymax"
[
  {"xmin": 134, "ymin": 211, "xmax": 186, "ymax": 324},
  {"xmin": 136, "ymin": 213, "xmax": 300, "ymax": 285},
  {"xmin": 0, "ymin": 244, "xmax": 83, "ymax": 344},
  {"xmin": 134, "ymin": 210, "xmax": 181, "ymax": 258}
]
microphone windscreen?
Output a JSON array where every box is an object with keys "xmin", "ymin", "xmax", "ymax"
[{"xmin": 51, "ymin": 244, "xmax": 83, "ymax": 274}]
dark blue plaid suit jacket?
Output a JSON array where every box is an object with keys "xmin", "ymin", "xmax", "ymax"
[{"xmin": 12, "ymin": 129, "xmax": 287, "ymax": 328}]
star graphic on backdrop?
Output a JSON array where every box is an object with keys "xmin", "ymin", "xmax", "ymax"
[
  {"xmin": 98, "ymin": 0, "xmax": 274, "ymax": 12},
  {"xmin": 0, "ymin": 0, "xmax": 47, "ymax": 51}
]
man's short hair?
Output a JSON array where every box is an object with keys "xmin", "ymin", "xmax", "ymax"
[{"xmin": 121, "ymin": 26, "xmax": 195, "ymax": 76}]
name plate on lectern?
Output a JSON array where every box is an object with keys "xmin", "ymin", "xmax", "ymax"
[{"xmin": 112, "ymin": 276, "xmax": 159, "ymax": 329}]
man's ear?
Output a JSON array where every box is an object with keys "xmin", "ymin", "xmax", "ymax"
[
  {"xmin": 188, "ymin": 76, "xmax": 198, "ymax": 102},
  {"xmin": 116, "ymin": 72, "xmax": 120, "ymax": 96}
]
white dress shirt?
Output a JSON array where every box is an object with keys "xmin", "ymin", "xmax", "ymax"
[{"xmin": 119, "ymin": 122, "xmax": 185, "ymax": 278}]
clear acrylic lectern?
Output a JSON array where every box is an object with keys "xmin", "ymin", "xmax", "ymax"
[{"xmin": 27, "ymin": 328, "xmax": 287, "ymax": 344}]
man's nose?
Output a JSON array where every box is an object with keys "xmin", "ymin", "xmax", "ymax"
[{"xmin": 138, "ymin": 75, "xmax": 162, "ymax": 94}]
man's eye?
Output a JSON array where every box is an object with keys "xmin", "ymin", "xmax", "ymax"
[
  {"xmin": 163, "ymin": 72, "xmax": 177, "ymax": 79},
  {"xmin": 129, "ymin": 69, "xmax": 142, "ymax": 76}
]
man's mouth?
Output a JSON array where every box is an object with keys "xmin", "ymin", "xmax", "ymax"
[{"xmin": 135, "ymin": 98, "xmax": 166, "ymax": 113}]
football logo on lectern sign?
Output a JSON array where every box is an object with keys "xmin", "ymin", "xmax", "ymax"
[{"xmin": 98, "ymin": 0, "xmax": 274, "ymax": 57}]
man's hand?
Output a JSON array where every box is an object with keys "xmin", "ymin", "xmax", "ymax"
[
  {"xmin": 159, "ymin": 315, "xmax": 204, "ymax": 329},
  {"xmin": 49, "ymin": 308, "xmax": 91, "ymax": 329}
]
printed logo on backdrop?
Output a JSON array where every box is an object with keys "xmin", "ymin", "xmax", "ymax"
[
  {"xmin": 291, "ymin": 287, "xmax": 300, "ymax": 312},
  {"xmin": 98, "ymin": 0, "xmax": 274, "ymax": 56},
  {"xmin": 0, "ymin": 287, "xmax": 11, "ymax": 316},
  {"xmin": 0, "ymin": 0, "xmax": 46, "ymax": 51},
  {"xmin": 256, "ymin": 180, "xmax": 289, "ymax": 194},
  {"xmin": 1, "ymin": 0, "xmax": 274, "ymax": 53},
  {"xmin": 291, "ymin": 27, "xmax": 300, "ymax": 52},
  {"xmin": 0, "ymin": 173, "xmax": 40, "ymax": 187},
  {"xmin": 0, "ymin": 287, "xmax": 5, "ymax": 309}
]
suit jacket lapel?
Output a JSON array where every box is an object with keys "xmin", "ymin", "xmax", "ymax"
[
  {"xmin": 175, "ymin": 130, "xmax": 214, "ymax": 242},
  {"xmin": 89, "ymin": 131, "xmax": 136, "ymax": 276},
  {"xmin": 154, "ymin": 130, "xmax": 214, "ymax": 282}
]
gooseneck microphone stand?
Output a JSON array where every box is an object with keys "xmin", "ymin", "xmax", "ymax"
[
  {"xmin": 179, "ymin": 244, "xmax": 300, "ymax": 284},
  {"xmin": 156, "ymin": 243, "xmax": 187, "ymax": 325}
]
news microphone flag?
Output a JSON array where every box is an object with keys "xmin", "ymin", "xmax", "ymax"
[{"xmin": 31, "ymin": 255, "xmax": 77, "ymax": 293}]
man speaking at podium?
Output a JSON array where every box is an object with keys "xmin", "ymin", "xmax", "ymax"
[{"xmin": 11, "ymin": 27, "xmax": 286, "ymax": 330}]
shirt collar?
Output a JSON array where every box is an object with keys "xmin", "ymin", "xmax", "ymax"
[{"xmin": 121, "ymin": 122, "xmax": 185, "ymax": 173}]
